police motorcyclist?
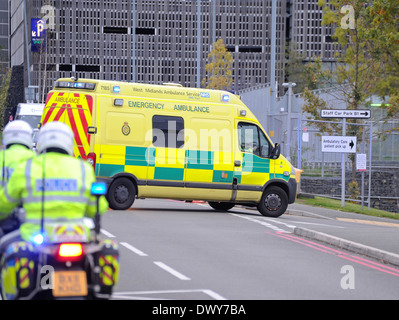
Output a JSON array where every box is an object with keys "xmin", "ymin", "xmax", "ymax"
[
  {"xmin": 0, "ymin": 120, "xmax": 36, "ymax": 235},
  {"xmin": 0, "ymin": 121, "xmax": 108, "ymax": 252},
  {"xmin": 0, "ymin": 120, "xmax": 35, "ymax": 188}
]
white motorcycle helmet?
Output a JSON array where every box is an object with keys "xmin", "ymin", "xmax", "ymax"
[
  {"xmin": 36, "ymin": 121, "xmax": 74, "ymax": 155},
  {"xmin": 3, "ymin": 120, "xmax": 33, "ymax": 149}
]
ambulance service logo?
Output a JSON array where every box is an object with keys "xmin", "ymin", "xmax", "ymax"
[{"xmin": 122, "ymin": 122, "xmax": 131, "ymax": 136}]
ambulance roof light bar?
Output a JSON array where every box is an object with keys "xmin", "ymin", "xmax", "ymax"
[{"xmin": 55, "ymin": 81, "xmax": 96, "ymax": 90}]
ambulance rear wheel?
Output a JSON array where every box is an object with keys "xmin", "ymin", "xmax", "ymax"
[
  {"xmin": 108, "ymin": 177, "xmax": 136, "ymax": 210},
  {"xmin": 208, "ymin": 202, "xmax": 235, "ymax": 211},
  {"xmin": 257, "ymin": 186, "xmax": 288, "ymax": 217}
]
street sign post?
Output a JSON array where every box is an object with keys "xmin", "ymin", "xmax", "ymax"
[
  {"xmin": 320, "ymin": 109, "xmax": 371, "ymax": 119},
  {"xmin": 318, "ymin": 110, "xmax": 371, "ymax": 207}
]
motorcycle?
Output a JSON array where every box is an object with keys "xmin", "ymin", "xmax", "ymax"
[{"xmin": 0, "ymin": 182, "xmax": 119, "ymax": 300}]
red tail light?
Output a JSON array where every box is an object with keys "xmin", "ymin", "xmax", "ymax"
[
  {"xmin": 87, "ymin": 152, "xmax": 96, "ymax": 170},
  {"xmin": 57, "ymin": 243, "xmax": 83, "ymax": 261}
]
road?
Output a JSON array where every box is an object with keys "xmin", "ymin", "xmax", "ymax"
[{"xmin": 100, "ymin": 199, "xmax": 399, "ymax": 300}]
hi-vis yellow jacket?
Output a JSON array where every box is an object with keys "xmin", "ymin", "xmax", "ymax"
[
  {"xmin": 0, "ymin": 145, "xmax": 35, "ymax": 188},
  {"xmin": 0, "ymin": 152, "xmax": 108, "ymax": 241}
]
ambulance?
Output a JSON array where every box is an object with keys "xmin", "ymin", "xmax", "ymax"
[
  {"xmin": 40, "ymin": 78, "xmax": 297, "ymax": 217},
  {"xmin": 15, "ymin": 103, "xmax": 45, "ymax": 148}
]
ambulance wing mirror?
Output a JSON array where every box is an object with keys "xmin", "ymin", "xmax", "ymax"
[{"xmin": 270, "ymin": 143, "xmax": 280, "ymax": 159}]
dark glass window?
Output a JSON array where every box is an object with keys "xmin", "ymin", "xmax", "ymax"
[
  {"xmin": 238, "ymin": 122, "xmax": 271, "ymax": 158},
  {"xmin": 152, "ymin": 115, "xmax": 184, "ymax": 148}
]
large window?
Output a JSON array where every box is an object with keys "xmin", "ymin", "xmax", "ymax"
[
  {"xmin": 238, "ymin": 122, "xmax": 271, "ymax": 158},
  {"xmin": 152, "ymin": 115, "xmax": 184, "ymax": 148}
]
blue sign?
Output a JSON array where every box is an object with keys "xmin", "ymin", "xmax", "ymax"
[{"xmin": 31, "ymin": 18, "xmax": 46, "ymax": 52}]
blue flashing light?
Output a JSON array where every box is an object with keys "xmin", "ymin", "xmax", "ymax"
[
  {"xmin": 91, "ymin": 182, "xmax": 107, "ymax": 196},
  {"xmin": 113, "ymin": 86, "xmax": 121, "ymax": 93},
  {"xmin": 73, "ymin": 82, "xmax": 85, "ymax": 88},
  {"xmin": 33, "ymin": 234, "xmax": 44, "ymax": 245},
  {"xmin": 222, "ymin": 94, "xmax": 230, "ymax": 102}
]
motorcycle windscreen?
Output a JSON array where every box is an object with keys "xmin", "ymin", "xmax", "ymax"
[{"xmin": 42, "ymin": 92, "xmax": 94, "ymax": 160}]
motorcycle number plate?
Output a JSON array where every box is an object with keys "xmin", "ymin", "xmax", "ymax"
[{"xmin": 52, "ymin": 271, "xmax": 88, "ymax": 297}]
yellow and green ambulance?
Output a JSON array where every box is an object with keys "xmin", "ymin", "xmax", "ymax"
[{"xmin": 40, "ymin": 78, "xmax": 297, "ymax": 217}]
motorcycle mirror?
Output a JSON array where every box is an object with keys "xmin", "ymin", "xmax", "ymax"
[{"xmin": 91, "ymin": 182, "xmax": 107, "ymax": 196}]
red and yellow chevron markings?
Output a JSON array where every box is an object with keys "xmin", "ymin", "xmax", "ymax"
[{"xmin": 42, "ymin": 92, "xmax": 93, "ymax": 160}]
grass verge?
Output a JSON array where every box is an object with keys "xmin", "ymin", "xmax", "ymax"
[{"xmin": 296, "ymin": 195, "xmax": 399, "ymax": 220}]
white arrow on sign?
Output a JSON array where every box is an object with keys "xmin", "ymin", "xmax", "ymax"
[{"xmin": 322, "ymin": 136, "xmax": 357, "ymax": 153}]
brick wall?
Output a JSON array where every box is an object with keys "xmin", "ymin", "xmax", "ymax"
[{"xmin": 300, "ymin": 168, "xmax": 399, "ymax": 214}]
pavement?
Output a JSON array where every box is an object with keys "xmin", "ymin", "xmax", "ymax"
[{"xmin": 285, "ymin": 202, "xmax": 399, "ymax": 267}]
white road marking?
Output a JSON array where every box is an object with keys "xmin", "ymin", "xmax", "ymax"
[
  {"xmin": 229, "ymin": 213, "xmax": 289, "ymax": 233},
  {"xmin": 153, "ymin": 261, "xmax": 191, "ymax": 280},
  {"xmin": 120, "ymin": 242, "xmax": 148, "ymax": 257},
  {"xmin": 101, "ymin": 228, "xmax": 116, "ymax": 238},
  {"xmin": 113, "ymin": 289, "xmax": 226, "ymax": 300}
]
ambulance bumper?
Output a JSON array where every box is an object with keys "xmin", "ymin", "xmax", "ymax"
[{"xmin": 288, "ymin": 178, "xmax": 297, "ymax": 204}]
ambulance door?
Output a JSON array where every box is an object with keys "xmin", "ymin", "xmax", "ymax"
[
  {"xmin": 234, "ymin": 121, "xmax": 273, "ymax": 202},
  {"xmin": 42, "ymin": 92, "xmax": 93, "ymax": 160},
  {"xmin": 185, "ymin": 117, "xmax": 235, "ymax": 201},
  {"xmin": 147, "ymin": 115, "xmax": 186, "ymax": 197}
]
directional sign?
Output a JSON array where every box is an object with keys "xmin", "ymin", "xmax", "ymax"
[
  {"xmin": 320, "ymin": 109, "xmax": 371, "ymax": 119},
  {"xmin": 321, "ymin": 136, "xmax": 357, "ymax": 153},
  {"xmin": 31, "ymin": 18, "xmax": 46, "ymax": 52}
]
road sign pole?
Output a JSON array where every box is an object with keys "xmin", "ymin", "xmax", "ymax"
[
  {"xmin": 368, "ymin": 121, "xmax": 372, "ymax": 210},
  {"xmin": 341, "ymin": 118, "xmax": 346, "ymax": 207},
  {"xmin": 361, "ymin": 129, "xmax": 365, "ymax": 210}
]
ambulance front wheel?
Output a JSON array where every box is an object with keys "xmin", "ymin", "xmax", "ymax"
[
  {"xmin": 257, "ymin": 186, "xmax": 288, "ymax": 217},
  {"xmin": 107, "ymin": 177, "xmax": 136, "ymax": 210},
  {"xmin": 208, "ymin": 202, "xmax": 235, "ymax": 211}
]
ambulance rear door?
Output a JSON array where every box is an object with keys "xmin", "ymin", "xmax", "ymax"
[{"xmin": 42, "ymin": 91, "xmax": 94, "ymax": 160}]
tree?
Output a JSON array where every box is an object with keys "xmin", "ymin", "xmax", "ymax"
[
  {"xmin": 364, "ymin": 0, "xmax": 399, "ymax": 135},
  {"xmin": 0, "ymin": 67, "xmax": 11, "ymax": 130},
  {"xmin": 201, "ymin": 39, "xmax": 233, "ymax": 91},
  {"xmin": 284, "ymin": 43, "xmax": 331, "ymax": 94},
  {"xmin": 302, "ymin": 0, "xmax": 380, "ymax": 183}
]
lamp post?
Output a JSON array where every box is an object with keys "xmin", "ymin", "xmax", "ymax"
[
  {"xmin": 23, "ymin": 0, "xmax": 31, "ymax": 87},
  {"xmin": 282, "ymin": 82, "xmax": 296, "ymax": 161}
]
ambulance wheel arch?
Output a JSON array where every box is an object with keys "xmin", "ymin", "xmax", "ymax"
[
  {"xmin": 257, "ymin": 183, "xmax": 290, "ymax": 217},
  {"xmin": 107, "ymin": 175, "xmax": 137, "ymax": 210}
]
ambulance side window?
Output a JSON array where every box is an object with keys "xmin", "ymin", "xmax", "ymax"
[
  {"xmin": 152, "ymin": 115, "xmax": 184, "ymax": 148},
  {"xmin": 238, "ymin": 122, "xmax": 271, "ymax": 158}
]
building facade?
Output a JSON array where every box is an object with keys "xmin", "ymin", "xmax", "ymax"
[
  {"xmin": 10, "ymin": 0, "xmax": 288, "ymax": 101},
  {"xmin": 289, "ymin": 0, "xmax": 340, "ymax": 64},
  {"xmin": 0, "ymin": 0, "xmax": 9, "ymax": 78}
]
